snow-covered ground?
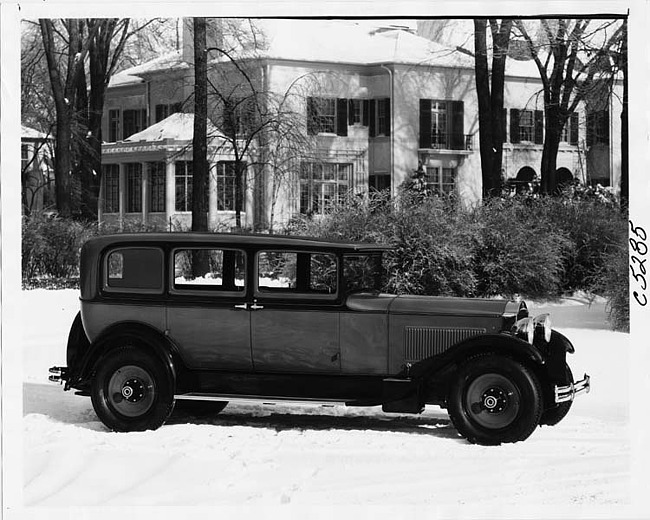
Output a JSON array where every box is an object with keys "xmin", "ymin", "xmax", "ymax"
[{"xmin": 14, "ymin": 289, "xmax": 646, "ymax": 517}]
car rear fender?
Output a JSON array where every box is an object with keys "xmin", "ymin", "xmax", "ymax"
[{"xmin": 72, "ymin": 321, "xmax": 179, "ymax": 390}]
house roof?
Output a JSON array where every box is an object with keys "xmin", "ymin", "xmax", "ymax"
[
  {"xmin": 124, "ymin": 112, "xmax": 223, "ymax": 142},
  {"xmin": 110, "ymin": 51, "xmax": 188, "ymax": 87},
  {"xmin": 21, "ymin": 125, "xmax": 52, "ymax": 141},
  {"xmin": 110, "ymin": 19, "xmax": 544, "ymax": 88}
]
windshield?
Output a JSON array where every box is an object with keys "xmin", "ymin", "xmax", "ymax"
[{"xmin": 343, "ymin": 253, "xmax": 384, "ymax": 293}]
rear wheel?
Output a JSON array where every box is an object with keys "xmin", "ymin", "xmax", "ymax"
[
  {"xmin": 447, "ymin": 354, "xmax": 543, "ymax": 445},
  {"xmin": 91, "ymin": 345, "xmax": 175, "ymax": 432}
]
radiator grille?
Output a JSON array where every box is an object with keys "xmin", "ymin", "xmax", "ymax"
[{"xmin": 404, "ymin": 327, "xmax": 486, "ymax": 361}]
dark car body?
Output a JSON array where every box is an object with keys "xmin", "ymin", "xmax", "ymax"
[{"xmin": 51, "ymin": 233, "xmax": 590, "ymax": 444}]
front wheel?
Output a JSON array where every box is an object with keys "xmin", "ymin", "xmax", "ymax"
[
  {"xmin": 91, "ymin": 345, "xmax": 175, "ymax": 432},
  {"xmin": 540, "ymin": 364, "xmax": 573, "ymax": 426},
  {"xmin": 447, "ymin": 354, "xmax": 543, "ymax": 445}
]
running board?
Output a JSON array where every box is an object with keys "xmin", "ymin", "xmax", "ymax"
[{"xmin": 175, "ymin": 392, "xmax": 348, "ymax": 407}]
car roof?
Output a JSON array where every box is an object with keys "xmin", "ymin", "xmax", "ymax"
[{"xmin": 83, "ymin": 232, "xmax": 391, "ymax": 254}]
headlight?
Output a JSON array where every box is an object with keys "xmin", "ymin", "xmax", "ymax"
[
  {"xmin": 533, "ymin": 313, "xmax": 552, "ymax": 343},
  {"xmin": 513, "ymin": 317, "xmax": 535, "ymax": 344}
]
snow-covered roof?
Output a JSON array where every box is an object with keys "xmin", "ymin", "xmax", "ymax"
[
  {"xmin": 124, "ymin": 112, "xmax": 222, "ymax": 142},
  {"xmin": 21, "ymin": 125, "xmax": 51, "ymax": 140},
  {"xmin": 110, "ymin": 51, "xmax": 188, "ymax": 87},
  {"xmin": 109, "ymin": 18, "xmax": 559, "ymax": 88}
]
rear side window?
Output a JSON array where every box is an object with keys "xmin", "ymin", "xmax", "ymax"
[
  {"xmin": 173, "ymin": 248, "xmax": 246, "ymax": 293},
  {"xmin": 105, "ymin": 247, "xmax": 164, "ymax": 293},
  {"xmin": 257, "ymin": 250, "xmax": 337, "ymax": 297}
]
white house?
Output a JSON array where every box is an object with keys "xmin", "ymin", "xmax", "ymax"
[{"xmin": 99, "ymin": 18, "xmax": 623, "ymax": 231}]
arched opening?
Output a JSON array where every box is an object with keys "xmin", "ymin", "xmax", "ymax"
[
  {"xmin": 556, "ymin": 167, "xmax": 574, "ymax": 188},
  {"xmin": 513, "ymin": 166, "xmax": 537, "ymax": 194}
]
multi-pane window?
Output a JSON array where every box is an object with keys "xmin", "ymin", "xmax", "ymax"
[
  {"xmin": 108, "ymin": 109, "xmax": 120, "ymax": 142},
  {"xmin": 155, "ymin": 102, "xmax": 182, "ymax": 123},
  {"xmin": 214, "ymin": 161, "xmax": 245, "ymax": 212},
  {"xmin": 175, "ymin": 161, "xmax": 193, "ymax": 212},
  {"xmin": 425, "ymin": 166, "xmax": 456, "ymax": 195},
  {"xmin": 431, "ymin": 101, "xmax": 448, "ymax": 148},
  {"xmin": 148, "ymin": 162, "xmax": 166, "ymax": 213},
  {"xmin": 351, "ymin": 99, "xmax": 363, "ymax": 125},
  {"xmin": 519, "ymin": 110, "xmax": 534, "ymax": 142},
  {"xmin": 308, "ymin": 97, "xmax": 336, "ymax": 134},
  {"xmin": 299, "ymin": 162, "xmax": 352, "ymax": 215},
  {"xmin": 376, "ymin": 98, "xmax": 389, "ymax": 136},
  {"xmin": 21, "ymin": 144, "xmax": 29, "ymax": 171},
  {"xmin": 123, "ymin": 109, "xmax": 146, "ymax": 139},
  {"xmin": 102, "ymin": 164, "xmax": 120, "ymax": 213},
  {"xmin": 125, "ymin": 163, "xmax": 142, "ymax": 213}
]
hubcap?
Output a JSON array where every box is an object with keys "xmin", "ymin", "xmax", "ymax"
[
  {"xmin": 465, "ymin": 373, "xmax": 520, "ymax": 429},
  {"xmin": 107, "ymin": 365, "xmax": 155, "ymax": 418}
]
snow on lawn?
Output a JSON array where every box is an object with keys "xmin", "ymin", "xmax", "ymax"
[{"xmin": 20, "ymin": 289, "xmax": 636, "ymax": 515}]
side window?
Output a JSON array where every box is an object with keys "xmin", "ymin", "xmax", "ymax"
[
  {"xmin": 173, "ymin": 248, "xmax": 245, "ymax": 292},
  {"xmin": 105, "ymin": 247, "xmax": 163, "ymax": 292},
  {"xmin": 257, "ymin": 250, "xmax": 337, "ymax": 297}
]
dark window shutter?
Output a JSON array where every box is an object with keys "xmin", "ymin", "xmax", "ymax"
[
  {"xmin": 419, "ymin": 99, "xmax": 432, "ymax": 148},
  {"xmin": 369, "ymin": 99, "xmax": 376, "ymax": 137},
  {"xmin": 451, "ymin": 100, "xmax": 464, "ymax": 149},
  {"xmin": 534, "ymin": 110, "xmax": 544, "ymax": 144},
  {"xmin": 384, "ymin": 98, "xmax": 391, "ymax": 137},
  {"xmin": 362, "ymin": 99, "xmax": 369, "ymax": 126},
  {"xmin": 570, "ymin": 112, "xmax": 579, "ymax": 145},
  {"xmin": 510, "ymin": 109, "xmax": 520, "ymax": 144},
  {"xmin": 337, "ymin": 98, "xmax": 348, "ymax": 136},
  {"xmin": 348, "ymin": 99, "xmax": 355, "ymax": 125},
  {"xmin": 141, "ymin": 109, "xmax": 148, "ymax": 131},
  {"xmin": 306, "ymin": 97, "xmax": 316, "ymax": 135},
  {"xmin": 600, "ymin": 109, "xmax": 610, "ymax": 144},
  {"xmin": 502, "ymin": 108, "xmax": 508, "ymax": 143}
]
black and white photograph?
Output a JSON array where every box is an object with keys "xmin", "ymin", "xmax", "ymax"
[{"xmin": 2, "ymin": 1, "xmax": 649, "ymax": 518}]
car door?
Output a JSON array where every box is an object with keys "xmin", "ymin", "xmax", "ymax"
[
  {"xmin": 250, "ymin": 249, "xmax": 341, "ymax": 373},
  {"xmin": 166, "ymin": 247, "xmax": 252, "ymax": 371}
]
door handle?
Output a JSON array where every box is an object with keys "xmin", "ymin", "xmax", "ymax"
[
  {"xmin": 250, "ymin": 301, "xmax": 264, "ymax": 310},
  {"xmin": 234, "ymin": 303, "xmax": 248, "ymax": 310}
]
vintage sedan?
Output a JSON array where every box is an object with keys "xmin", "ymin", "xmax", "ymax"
[{"xmin": 50, "ymin": 233, "xmax": 590, "ymax": 444}]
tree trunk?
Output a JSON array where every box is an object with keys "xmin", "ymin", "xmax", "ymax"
[
  {"xmin": 192, "ymin": 17, "xmax": 209, "ymax": 234},
  {"xmin": 474, "ymin": 20, "xmax": 496, "ymax": 198},
  {"xmin": 235, "ymin": 160, "xmax": 244, "ymax": 230},
  {"xmin": 53, "ymin": 111, "xmax": 74, "ymax": 217},
  {"xmin": 540, "ymin": 110, "xmax": 562, "ymax": 194}
]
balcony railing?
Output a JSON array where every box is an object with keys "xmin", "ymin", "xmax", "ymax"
[{"xmin": 425, "ymin": 133, "xmax": 473, "ymax": 152}]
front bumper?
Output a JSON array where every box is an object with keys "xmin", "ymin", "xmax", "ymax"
[
  {"xmin": 554, "ymin": 373, "xmax": 590, "ymax": 403},
  {"xmin": 49, "ymin": 366, "xmax": 68, "ymax": 384}
]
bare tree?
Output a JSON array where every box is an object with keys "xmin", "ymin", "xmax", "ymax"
[
  {"xmin": 514, "ymin": 19, "xmax": 625, "ymax": 194},
  {"xmin": 39, "ymin": 19, "xmax": 98, "ymax": 217},
  {"xmin": 474, "ymin": 19, "xmax": 513, "ymax": 198}
]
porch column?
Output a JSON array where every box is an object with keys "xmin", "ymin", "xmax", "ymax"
[
  {"xmin": 141, "ymin": 161, "xmax": 148, "ymax": 225},
  {"xmin": 208, "ymin": 163, "xmax": 217, "ymax": 230},
  {"xmin": 118, "ymin": 163, "xmax": 125, "ymax": 231},
  {"xmin": 165, "ymin": 158, "xmax": 175, "ymax": 231}
]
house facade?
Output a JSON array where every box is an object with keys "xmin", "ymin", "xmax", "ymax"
[{"xmin": 99, "ymin": 18, "xmax": 623, "ymax": 231}]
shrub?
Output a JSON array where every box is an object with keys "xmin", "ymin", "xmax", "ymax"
[
  {"xmin": 22, "ymin": 213, "xmax": 95, "ymax": 281},
  {"xmin": 591, "ymin": 241, "xmax": 630, "ymax": 332},
  {"xmin": 470, "ymin": 198, "xmax": 572, "ymax": 299}
]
